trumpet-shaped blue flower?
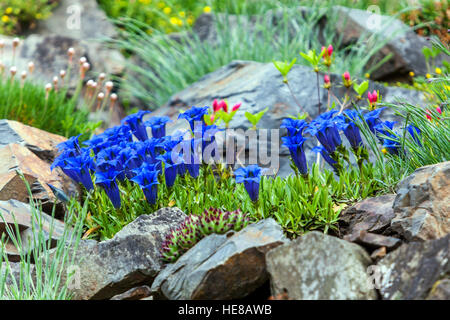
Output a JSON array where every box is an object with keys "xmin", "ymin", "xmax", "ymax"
[
  {"xmin": 131, "ymin": 166, "xmax": 160, "ymax": 205},
  {"xmin": 306, "ymin": 118, "xmax": 342, "ymax": 154},
  {"xmin": 312, "ymin": 146, "xmax": 337, "ymax": 170},
  {"xmin": 364, "ymin": 107, "xmax": 386, "ymax": 133},
  {"xmin": 337, "ymin": 110, "xmax": 364, "ymax": 150},
  {"xmin": 121, "ymin": 110, "xmax": 151, "ymax": 141},
  {"xmin": 235, "ymin": 165, "xmax": 262, "ymax": 202},
  {"xmin": 145, "ymin": 116, "xmax": 172, "ymax": 139},
  {"xmin": 282, "ymin": 134, "xmax": 308, "ymax": 175},
  {"xmin": 56, "ymin": 134, "xmax": 82, "ymax": 156},
  {"xmin": 407, "ymin": 125, "xmax": 422, "ymax": 146},
  {"xmin": 51, "ymin": 150, "xmax": 94, "ymax": 191},
  {"xmin": 280, "ymin": 118, "xmax": 309, "ymax": 136},
  {"xmin": 178, "ymin": 106, "xmax": 209, "ymax": 131},
  {"xmin": 157, "ymin": 151, "xmax": 183, "ymax": 187},
  {"xmin": 95, "ymin": 168, "xmax": 122, "ymax": 208}
]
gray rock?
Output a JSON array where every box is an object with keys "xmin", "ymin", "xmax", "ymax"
[
  {"xmin": 61, "ymin": 207, "xmax": 186, "ymax": 300},
  {"xmin": 266, "ymin": 231, "xmax": 378, "ymax": 300},
  {"xmin": 392, "ymin": 161, "xmax": 450, "ymax": 241},
  {"xmin": 0, "ymin": 199, "xmax": 67, "ymax": 262},
  {"xmin": 333, "ymin": 6, "xmax": 443, "ymax": 80},
  {"xmin": 0, "ymin": 262, "xmax": 35, "ymax": 290},
  {"xmin": 426, "ymin": 279, "xmax": 450, "ymax": 300},
  {"xmin": 110, "ymin": 285, "xmax": 152, "ymax": 300},
  {"xmin": 151, "ymin": 219, "xmax": 287, "ymax": 300},
  {"xmin": 377, "ymin": 234, "xmax": 449, "ymax": 300}
]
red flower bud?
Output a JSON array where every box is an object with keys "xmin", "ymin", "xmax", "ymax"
[
  {"xmin": 324, "ymin": 74, "xmax": 330, "ymax": 84},
  {"xmin": 232, "ymin": 103, "xmax": 242, "ymax": 112},
  {"xmin": 343, "ymin": 71, "xmax": 350, "ymax": 81},
  {"xmin": 327, "ymin": 44, "xmax": 333, "ymax": 56}
]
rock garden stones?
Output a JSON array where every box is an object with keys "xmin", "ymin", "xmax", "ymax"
[
  {"xmin": 151, "ymin": 218, "xmax": 287, "ymax": 300},
  {"xmin": 266, "ymin": 231, "xmax": 378, "ymax": 300}
]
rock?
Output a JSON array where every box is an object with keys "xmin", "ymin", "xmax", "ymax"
[
  {"xmin": 333, "ymin": 6, "xmax": 441, "ymax": 80},
  {"xmin": 0, "ymin": 143, "xmax": 79, "ymax": 216},
  {"xmin": 151, "ymin": 219, "xmax": 287, "ymax": 300},
  {"xmin": 0, "ymin": 199, "xmax": 66, "ymax": 262},
  {"xmin": 344, "ymin": 230, "xmax": 402, "ymax": 251},
  {"xmin": 154, "ymin": 60, "xmax": 424, "ymax": 177},
  {"xmin": 266, "ymin": 231, "xmax": 377, "ymax": 300},
  {"xmin": 377, "ymin": 234, "xmax": 449, "ymax": 300},
  {"xmin": 339, "ymin": 194, "xmax": 397, "ymax": 236},
  {"xmin": 370, "ymin": 246, "xmax": 387, "ymax": 261},
  {"xmin": 32, "ymin": 0, "xmax": 117, "ymax": 40},
  {"xmin": 60, "ymin": 207, "xmax": 186, "ymax": 300},
  {"xmin": 426, "ymin": 279, "xmax": 450, "ymax": 300},
  {"xmin": 0, "ymin": 119, "xmax": 66, "ymax": 162},
  {"xmin": 110, "ymin": 285, "xmax": 152, "ymax": 300},
  {"xmin": 391, "ymin": 161, "xmax": 450, "ymax": 241},
  {"xmin": 1, "ymin": 262, "xmax": 35, "ymax": 289}
]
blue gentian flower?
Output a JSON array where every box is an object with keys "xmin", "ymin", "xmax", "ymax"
[
  {"xmin": 235, "ymin": 165, "xmax": 262, "ymax": 202},
  {"xmin": 121, "ymin": 110, "xmax": 151, "ymax": 141},
  {"xmin": 56, "ymin": 134, "xmax": 82, "ymax": 155},
  {"xmin": 280, "ymin": 118, "xmax": 309, "ymax": 136},
  {"xmin": 337, "ymin": 110, "xmax": 364, "ymax": 150},
  {"xmin": 407, "ymin": 125, "xmax": 422, "ymax": 146},
  {"xmin": 178, "ymin": 106, "xmax": 209, "ymax": 131},
  {"xmin": 95, "ymin": 169, "xmax": 122, "ymax": 209},
  {"xmin": 131, "ymin": 166, "xmax": 160, "ymax": 205},
  {"xmin": 364, "ymin": 107, "xmax": 386, "ymax": 133},
  {"xmin": 312, "ymin": 146, "xmax": 337, "ymax": 170},
  {"xmin": 51, "ymin": 150, "xmax": 94, "ymax": 191},
  {"xmin": 382, "ymin": 134, "xmax": 401, "ymax": 155},
  {"xmin": 157, "ymin": 151, "xmax": 183, "ymax": 188},
  {"xmin": 282, "ymin": 134, "xmax": 308, "ymax": 175},
  {"xmin": 306, "ymin": 119, "xmax": 342, "ymax": 154},
  {"xmin": 145, "ymin": 116, "xmax": 172, "ymax": 138},
  {"xmin": 373, "ymin": 120, "xmax": 397, "ymax": 142},
  {"xmin": 193, "ymin": 124, "xmax": 221, "ymax": 160}
]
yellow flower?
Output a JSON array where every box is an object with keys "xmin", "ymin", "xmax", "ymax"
[
  {"xmin": 35, "ymin": 13, "xmax": 43, "ymax": 19},
  {"xmin": 187, "ymin": 17, "xmax": 194, "ymax": 25},
  {"xmin": 170, "ymin": 17, "xmax": 182, "ymax": 26},
  {"xmin": 203, "ymin": 6, "xmax": 212, "ymax": 13},
  {"xmin": 139, "ymin": 0, "xmax": 151, "ymax": 3},
  {"xmin": 1, "ymin": 15, "xmax": 9, "ymax": 23},
  {"xmin": 435, "ymin": 67, "xmax": 442, "ymax": 75},
  {"xmin": 364, "ymin": 73, "xmax": 370, "ymax": 79},
  {"xmin": 381, "ymin": 148, "xmax": 388, "ymax": 155},
  {"xmin": 179, "ymin": 11, "xmax": 185, "ymax": 18},
  {"xmin": 163, "ymin": 7, "xmax": 172, "ymax": 15},
  {"xmin": 5, "ymin": 7, "xmax": 13, "ymax": 15},
  {"xmin": 409, "ymin": 71, "xmax": 415, "ymax": 77},
  {"xmin": 426, "ymin": 73, "xmax": 431, "ymax": 79}
]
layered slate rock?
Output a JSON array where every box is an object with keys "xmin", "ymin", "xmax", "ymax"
[
  {"xmin": 151, "ymin": 219, "xmax": 287, "ymax": 300},
  {"xmin": 60, "ymin": 208, "xmax": 186, "ymax": 300},
  {"xmin": 0, "ymin": 119, "xmax": 66, "ymax": 162},
  {"xmin": 333, "ymin": 6, "xmax": 441, "ymax": 80},
  {"xmin": 0, "ymin": 199, "xmax": 66, "ymax": 262},
  {"xmin": 0, "ymin": 144, "xmax": 79, "ymax": 216},
  {"xmin": 155, "ymin": 60, "xmax": 425, "ymax": 176},
  {"xmin": 266, "ymin": 231, "xmax": 377, "ymax": 300},
  {"xmin": 426, "ymin": 279, "xmax": 450, "ymax": 300},
  {"xmin": 110, "ymin": 286, "xmax": 152, "ymax": 300},
  {"xmin": 377, "ymin": 234, "xmax": 449, "ymax": 300},
  {"xmin": 391, "ymin": 161, "xmax": 450, "ymax": 241}
]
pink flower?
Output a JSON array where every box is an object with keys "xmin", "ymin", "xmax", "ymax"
[
  {"xmin": 232, "ymin": 103, "xmax": 242, "ymax": 112},
  {"xmin": 426, "ymin": 109, "xmax": 432, "ymax": 121},
  {"xmin": 368, "ymin": 90, "xmax": 378, "ymax": 103},
  {"xmin": 343, "ymin": 71, "xmax": 350, "ymax": 81},
  {"xmin": 212, "ymin": 99, "xmax": 221, "ymax": 112},
  {"xmin": 436, "ymin": 106, "xmax": 442, "ymax": 114},
  {"xmin": 324, "ymin": 74, "xmax": 330, "ymax": 84},
  {"xmin": 327, "ymin": 45, "xmax": 333, "ymax": 57}
]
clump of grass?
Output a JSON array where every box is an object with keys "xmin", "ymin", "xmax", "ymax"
[
  {"xmin": 0, "ymin": 173, "xmax": 87, "ymax": 300},
  {"xmin": 114, "ymin": 2, "xmax": 397, "ymax": 110}
]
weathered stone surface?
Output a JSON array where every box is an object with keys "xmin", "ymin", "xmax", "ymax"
[
  {"xmin": 110, "ymin": 285, "xmax": 152, "ymax": 300},
  {"xmin": 426, "ymin": 279, "xmax": 450, "ymax": 300},
  {"xmin": 151, "ymin": 219, "xmax": 287, "ymax": 300},
  {"xmin": 392, "ymin": 161, "xmax": 450, "ymax": 241},
  {"xmin": 370, "ymin": 246, "xmax": 387, "ymax": 261},
  {"xmin": 333, "ymin": 6, "xmax": 442, "ymax": 80},
  {"xmin": 1, "ymin": 262, "xmax": 35, "ymax": 289},
  {"xmin": 377, "ymin": 234, "xmax": 449, "ymax": 300},
  {"xmin": 0, "ymin": 199, "xmax": 66, "ymax": 262},
  {"xmin": 154, "ymin": 60, "xmax": 424, "ymax": 177},
  {"xmin": 61, "ymin": 207, "xmax": 186, "ymax": 300},
  {"xmin": 266, "ymin": 231, "xmax": 377, "ymax": 300},
  {"xmin": 0, "ymin": 119, "xmax": 66, "ymax": 162},
  {"xmin": 0, "ymin": 144, "xmax": 79, "ymax": 216},
  {"xmin": 344, "ymin": 230, "xmax": 401, "ymax": 251},
  {"xmin": 339, "ymin": 194, "xmax": 397, "ymax": 236}
]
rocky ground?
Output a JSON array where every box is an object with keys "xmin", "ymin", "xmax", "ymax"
[{"xmin": 0, "ymin": 0, "xmax": 449, "ymax": 300}]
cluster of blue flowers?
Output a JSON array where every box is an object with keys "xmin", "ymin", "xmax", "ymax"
[
  {"xmin": 51, "ymin": 107, "xmax": 221, "ymax": 209},
  {"xmin": 281, "ymin": 107, "xmax": 422, "ymax": 175}
]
